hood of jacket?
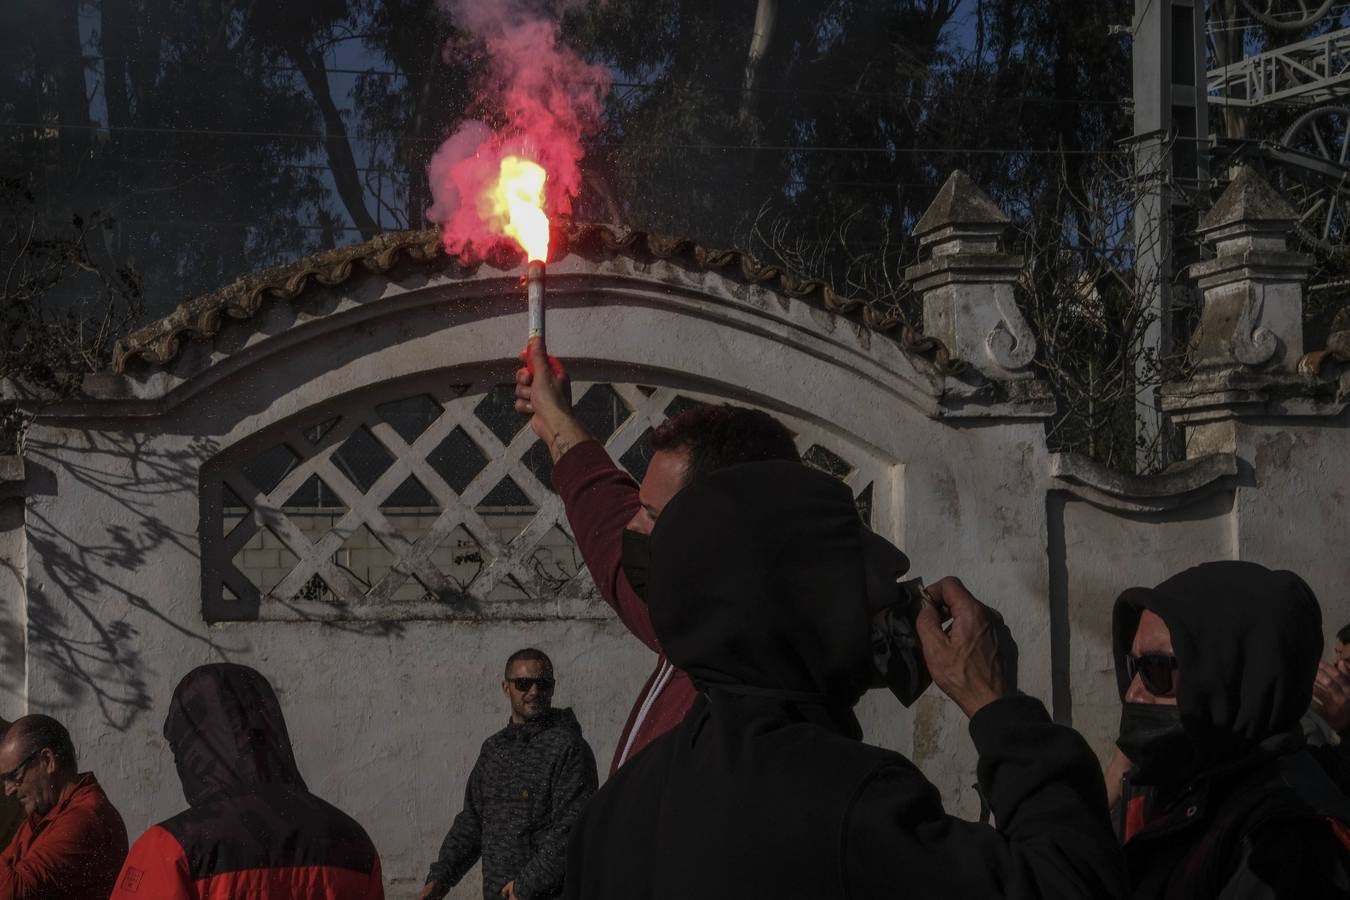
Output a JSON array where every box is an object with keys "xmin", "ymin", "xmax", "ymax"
[
  {"xmin": 1112, "ymin": 561, "xmax": 1322, "ymax": 772},
  {"xmin": 503, "ymin": 706, "xmax": 582, "ymax": 742},
  {"xmin": 164, "ymin": 663, "xmax": 307, "ymax": 807},
  {"xmin": 648, "ymin": 460, "xmax": 876, "ymax": 714}
]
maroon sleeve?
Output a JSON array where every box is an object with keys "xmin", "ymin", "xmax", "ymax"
[{"xmin": 552, "ymin": 440, "xmax": 660, "ymax": 652}]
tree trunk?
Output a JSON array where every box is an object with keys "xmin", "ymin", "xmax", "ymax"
[
  {"xmin": 739, "ymin": 0, "xmax": 778, "ymax": 124},
  {"xmin": 34, "ymin": 0, "xmax": 91, "ymax": 143},
  {"xmin": 404, "ymin": 32, "xmax": 449, "ymax": 229},
  {"xmin": 283, "ymin": 38, "xmax": 381, "ymax": 241},
  {"xmin": 100, "ymin": 0, "xmax": 132, "ymax": 130}
]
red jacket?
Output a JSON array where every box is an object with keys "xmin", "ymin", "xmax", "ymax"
[
  {"xmin": 112, "ymin": 821, "xmax": 383, "ymax": 900},
  {"xmin": 554, "ymin": 440, "xmax": 698, "ymax": 773},
  {"xmin": 111, "ymin": 664, "xmax": 383, "ymax": 900},
  {"xmin": 0, "ymin": 772, "xmax": 128, "ymax": 900}
]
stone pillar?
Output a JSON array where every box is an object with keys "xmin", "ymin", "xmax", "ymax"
[
  {"xmin": 1187, "ymin": 166, "xmax": 1312, "ymax": 373},
  {"xmin": 905, "ymin": 170, "xmax": 1037, "ymax": 381},
  {"xmin": 1163, "ymin": 167, "xmax": 1318, "ymax": 459}
]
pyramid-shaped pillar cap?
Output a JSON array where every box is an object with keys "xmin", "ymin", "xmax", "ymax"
[
  {"xmin": 1199, "ymin": 166, "xmax": 1297, "ymax": 235},
  {"xmin": 913, "ymin": 170, "xmax": 1010, "ymax": 241}
]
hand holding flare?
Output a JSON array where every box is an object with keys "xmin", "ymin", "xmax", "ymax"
[{"xmin": 516, "ymin": 337, "xmax": 584, "ymax": 464}]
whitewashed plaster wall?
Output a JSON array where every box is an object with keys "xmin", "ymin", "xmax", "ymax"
[
  {"xmin": 1233, "ymin": 414, "xmax": 1350, "ymax": 651},
  {"xmin": 1058, "ymin": 491, "xmax": 1236, "ymax": 765},
  {"xmin": 7, "ymin": 216, "xmax": 1345, "ymax": 895},
  {"xmin": 9, "ymin": 254, "xmax": 1062, "ymax": 893},
  {"xmin": 1054, "ymin": 411, "xmax": 1350, "ymax": 770}
]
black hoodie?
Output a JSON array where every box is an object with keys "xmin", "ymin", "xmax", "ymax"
[
  {"xmin": 111, "ymin": 664, "xmax": 384, "ymax": 899},
  {"xmin": 563, "ymin": 461, "xmax": 1126, "ymax": 899},
  {"xmin": 1113, "ymin": 562, "xmax": 1350, "ymax": 898}
]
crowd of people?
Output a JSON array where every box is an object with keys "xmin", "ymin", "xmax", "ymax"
[{"xmin": 0, "ymin": 335, "xmax": 1347, "ymax": 898}]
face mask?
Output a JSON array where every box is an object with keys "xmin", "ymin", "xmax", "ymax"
[
  {"xmin": 1116, "ymin": 703, "xmax": 1196, "ymax": 786},
  {"xmin": 621, "ymin": 529, "xmax": 651, "ymax": 602},
  {"xmin": 870, "ymin": 579, "xmax": 931, "ymax": 707}
]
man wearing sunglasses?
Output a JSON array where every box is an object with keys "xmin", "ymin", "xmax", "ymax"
[
  {"xmin": 1109, "ymin": 561, "xmax": 1350, "ymax": 898},
  {"xmin": 422, "ymin": 649, "xmax": 597, "ymax": 900},
  {"xmin": 0, "ymin": 714, "xmax": 128, "ymax": 898}
]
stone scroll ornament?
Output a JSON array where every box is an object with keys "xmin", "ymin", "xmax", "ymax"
[
  {"xmin": 1231, "ymin": 283, "xmax": 1279, "ymax": 368},
  {"xmin": 985, "ymin": 294, "xmax": 1038, "ymax": 371}
]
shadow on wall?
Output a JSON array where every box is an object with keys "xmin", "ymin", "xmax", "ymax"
[{"xmin": 19, "ymin": 432, "xmax": 247, "ymax": 730}]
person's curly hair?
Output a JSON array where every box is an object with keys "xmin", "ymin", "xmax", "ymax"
[{"xmin": 651, "ymin": 404, "xmax": 799, "ymax": 484}]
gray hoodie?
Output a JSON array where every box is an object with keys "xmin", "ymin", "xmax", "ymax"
[{"xmin": 425, "ymin": 707, "xmax": 597, "ymax": 900}]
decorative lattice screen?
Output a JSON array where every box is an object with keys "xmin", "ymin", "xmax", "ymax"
[{"xmin": 201, "ymin": 377, "xmax": 889, "ymax": 622}]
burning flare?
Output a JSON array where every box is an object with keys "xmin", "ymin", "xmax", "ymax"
[{"xmin": 488, "ymin": 156, "xmax": 549, "ymax": 262}]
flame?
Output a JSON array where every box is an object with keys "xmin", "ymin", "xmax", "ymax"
[{"xmin": 487, "ymin": 155, "xmax": 549, "ymax": 262}]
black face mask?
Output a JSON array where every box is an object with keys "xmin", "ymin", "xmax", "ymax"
[
  {"xmin": 870, "ymin": 579, "xmax": 931, "ymax": 707},
  {"xmin": 1116, "ymin": 703, "xmax": 1197, "ymax": 787},
  {"xmin": 621, "ymin": 529, "xmax": 651, "ymax": 602}
]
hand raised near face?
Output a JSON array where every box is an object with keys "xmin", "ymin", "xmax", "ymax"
[
  {"xmin": 1313, "ymin": 660, "xmax": 1350, "ymax": 733},
  {"xmin": 914, "ymin": 576, "xmax": 1008, "ymax": 719}
]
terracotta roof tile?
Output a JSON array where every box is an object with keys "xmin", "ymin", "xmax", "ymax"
[{"xmin": 112, "ymin": 222, "xmax": 953, "ymax": 375}]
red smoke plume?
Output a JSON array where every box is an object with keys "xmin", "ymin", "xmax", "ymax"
[{"xmin": 427, "ymin": 1, "xmax": 610, "ymax": 262}]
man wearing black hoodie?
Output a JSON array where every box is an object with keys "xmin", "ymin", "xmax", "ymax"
[
  {"xmin": 1111, "ymin": 561, "xmax": 1350, "ymax": 897},
  {"xmin": 110, "ymin": 663, "xmax": 384, "ymax": 899},
  {"xmin": 563, "ymin": 461, "xmax": 1127, "ymax": 899}
]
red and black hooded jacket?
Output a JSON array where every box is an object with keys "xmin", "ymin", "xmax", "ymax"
[{"xmin": 111, "ymin": 663, "xmax": 384, "ymax": 899}]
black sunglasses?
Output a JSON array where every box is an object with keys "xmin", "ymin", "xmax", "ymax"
[
  {"xmin": 0, "ymin": 749, "xmax": 42, "ymax": 787},
  {"xmin": 1127, "ymin": 653, "xmax": 1179, "ymax": 696},
  {"xmin": 509, "ymin": 677, "xmax": 555, "ymax": 693}
]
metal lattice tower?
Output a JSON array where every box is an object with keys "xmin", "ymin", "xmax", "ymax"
[{"xmin": 1207, "ymin": 1, "xmax": 1350, "ymax": 250}]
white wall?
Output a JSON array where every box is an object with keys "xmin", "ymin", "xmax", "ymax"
[{"xmin": 13, "ymin": 260, "xmax": 1348, "ymax": 894}]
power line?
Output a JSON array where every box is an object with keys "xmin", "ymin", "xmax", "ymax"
[
  {"xmin": 1, "ymin": 215, "xmax": 941, "ymax": 250},
  {"xmin": 78, "ymin": 156, "xmax": 958, "ymax": 189},
  {"xmin": 1, "ymin": 215, "xmax": 367, "ymax": 233},
  {"xmin": 48, "ymin": 52, "xmax": 1129, "ymax": 106},
  {"xmin": 0, "ymin": 121, "xmax": 1127, "ymax": 155}
]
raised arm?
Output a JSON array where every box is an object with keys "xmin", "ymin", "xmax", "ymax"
[
  {"xmin": 515, "ymin": 337, "xmax": 659, "ymax": 651},
  {"xmin": 845, "ymin": 697, "xmax": 1126, "ymax": 898},
  {"xmin": 843, "ymin": 577, "xmax": 1126, "ymax": 897}
]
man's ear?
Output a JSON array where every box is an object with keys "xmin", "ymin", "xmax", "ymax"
[{"xmin": 501, "ymin": 681, "xmax": 511, "ymax": 699}]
